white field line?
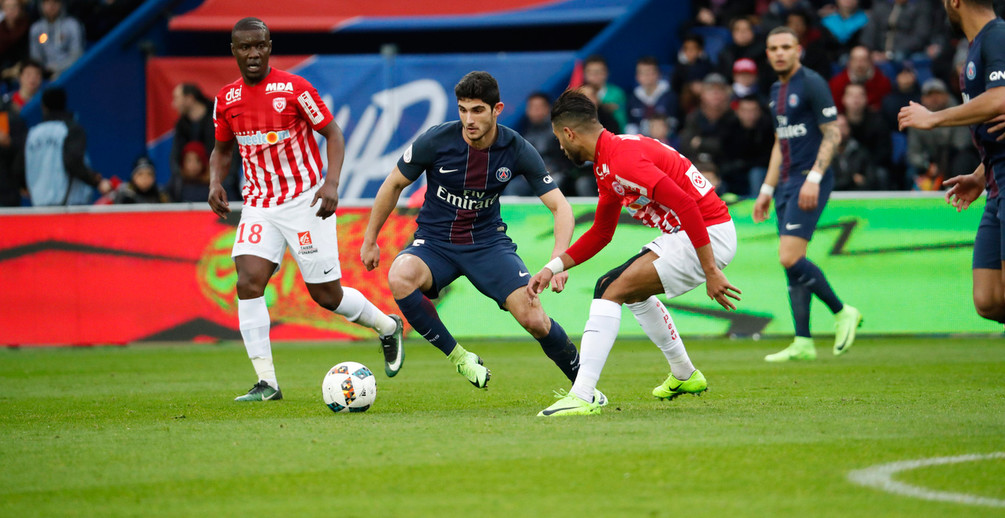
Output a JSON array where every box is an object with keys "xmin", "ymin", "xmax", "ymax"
[{"xmin": 848, "ymin": 453, "xmax": 1005, "ymax": 508}]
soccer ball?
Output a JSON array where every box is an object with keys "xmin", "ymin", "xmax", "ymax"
[{"xmin": 322, "ymin": 361, "xmax": 376, "ymax": 413}]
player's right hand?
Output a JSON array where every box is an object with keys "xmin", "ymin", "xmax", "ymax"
[
  {"xmin": 752, "ymin": 193, "xmax": 772, "ymax": 223},
  {"xmin": 944, "ymin": 174, "xmax": 984, "ymax": 212},
  {"xmin": 526, "ymin": 269, "xmax": 554, "ymax": 300},
  {"xmin": 208, "ymin": 183, "xmax": 230, "ymax": 218},
  {"xmin": 360, "ymin": 241, "xmax": 380, "ymax": 271}
]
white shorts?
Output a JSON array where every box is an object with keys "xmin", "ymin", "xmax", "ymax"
[
  {"xmin": 644, "ymin": 220, "xmax": 737, "ymax": 299},
  {"xmin": 231, "ymin": 185, "xmax": 341, "ymax": 284}
]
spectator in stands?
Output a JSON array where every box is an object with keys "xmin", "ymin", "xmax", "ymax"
[
  {"xmin": 3, "ymin": 59, "xmax": 45, "ymax": 113},
  {"xmin": 0, "ymin": 0, "xmax": 30, "ymax": 73},
  {"xmin": 170, "ymin": 141, "xmax": 215, "ymax": 202},
  {"xmin": 730, "ymin": 58, "xmax": 765, "ymax": 104},
  {"xmin": 679, "ymin": 73, "xmax": 734, "ymax": 166},
  {"xmin": 785, "ymin": 8, "xmax": 836, "ymax": 79},
  {"xmin": 718, "ymin": 16, "xmax": 775, "ymax": 95},
  {"xmin": 23, "ymin": 87, "xmax": 111, "ymax": 205},
  {"xmin": 860, "ymin": 0, "xmax": 932, "ymax": 63},
  {"xmin": 690, "ymin": 0, "xmax": 757, "ymax": 27},
  {"xmin": 510, "ymin": 92, "xmax": 566, "ymax": 196},
  {"xmin": 110, "ymin": 156, "xmax": 168, "ymax": 204},
  {"xmin": 627, "ymin": 56, "xmax": 677, "ymax": 136},
  {"xmin": 29, "ymin": 0, "xmax": 84, "ymax": 78},
  {"xmin": 582, "ymin": 55, "xmax": 627, "ymax": 133},
  {"xmin": 830, "ymin": 45, "xmax": 892, "ymax": 112},
  {"xmin": 880, "ymin": 61, "xmax": 921, "ymax": 131},
  {"xmin": 646, "ymin": 115, "xmax": 670, "ymax": 144},
  {"xmin": 580, "ymin": 83, "xmax": 620, "ymax": 134},
  {"xmin": 842, "ymin": 83, "xmax": 891, "ymax": 188},
  {"xmin": 821, "ymin": 0, "xmax": 868, "ymax": 56},
  {"xmin": 760, "ymin": 0, "xmax": 815, "ymax": 32},
  {"xmin": 0, "ymin": 95, "xmax": 26, "ymax": 206},
  {"xmin": 168, "ymin": 82, "xmax": 239, "ymax": 202},
  {"xmin": 68, "ymin": 0, "xmax": 142, "ymax": 43},
  {"xmin": 906, "ymin": 78, "xmax": 975, "ymax": 191},
  {"xmin": 832, "ymin": 114, "xmax": 882, "ymax": 190},
  {"xmin": 719, "ymin": 96, "xmax": 774, "ymax": 197},
  {"xmin": 671, "ymin": 34, "xmax": 714, "ymax": 114}
]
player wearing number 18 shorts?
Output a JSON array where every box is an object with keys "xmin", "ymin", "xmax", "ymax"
[{"xmin": 208, "ymin": 17, "xmax": 403, "ymax": 402}]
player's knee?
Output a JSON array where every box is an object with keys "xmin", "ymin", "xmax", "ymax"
[
  {"xmin": 309, "ymin": 284, "xmax": 344, "ymax": 311},
  {"xmin": 235, "ymin": 275, "xmax": 267, "ymax": 299},
  {"xmin": 387, "ymin": 269, "xmax": 419, "ymax": 299},
  {"xmin": 778, "ymin": 252, "xmax": 802, "ymax": 269},
  {"xmin": 516, "ymin": 312, "xmax": 550, "ymax": 338}
]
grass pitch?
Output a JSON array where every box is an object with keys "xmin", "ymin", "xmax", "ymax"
[{"xmin": 1, "ymin": 336, "xmax": 1003, "ymax": 517}]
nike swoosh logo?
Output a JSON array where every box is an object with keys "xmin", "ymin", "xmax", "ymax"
[
  {"xmin": 439, "ymin": 167, "xmax": 458, "ymax": 173},
  {"xmin": 323, "ymin": 266, "xmax": 336, "ymax": 275},
  {"xmin": 262, "ymin": 391, "xmax": 278, "ymax": 400},
  {"xmin": 541, "ymin": 406, "xmax": 579, "ymax": 416},
  {"xmin": 230, "ymin": 113, "xmax": 241, "ymax": 118},
  {"xmin": 519, "ymin": 271, "xmax": 530, "ymax": 277},
  {"xmin": 785, "ymin": 223, "xmax": 802, "ymax": 230}
]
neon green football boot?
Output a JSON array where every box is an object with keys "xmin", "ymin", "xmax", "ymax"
[
  {"xmin": 764, "ymin": 337, "xmax": 817, "ymax": 362},
  {"xmin": 537, "ymin": 389, "xmax": 601, "ymax": 417},
  {"xmin": 448, "ymin": 345, "xmax": 490, "ymax": 388},
  {"xmin": 652, "ymin": 369, "xmax": 708, "ymax": 400},
  {"xmin": 833, "ymin": 305, "xmax": 863, "ymax": 356}
]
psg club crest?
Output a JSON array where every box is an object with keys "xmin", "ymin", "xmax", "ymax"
[
  {"xmin": 495, "ymin": 167, "xmax": 512, "ymax": 182},
  {"xmin": 967, "ymin": 61, "xmax": 976, "ymax": 80},
  {"xmin": 273, "ymin": 97, "xmax": 287, "ymax": 113},
  {"xmin": 788, "ymin": 94, "xmax": 798, "ymax": 107}
]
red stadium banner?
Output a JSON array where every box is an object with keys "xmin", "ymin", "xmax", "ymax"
[{"xmin": 0, "ymin": 208, "xmax": 417, "ymax": 346}]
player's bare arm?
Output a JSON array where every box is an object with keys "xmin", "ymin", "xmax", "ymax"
[
  {"xmin": 361, "ymin": 167, "xmax": 414, "ymax": 271},
  {"xmin": 753, "ymin": 138, "xmax": 782, "ymax": 223},
  {"xmin": 695, "ymin": 244, "xmax": 742, "ymax": 310},
  {"xmin": 945, "ymin": 163, "xmax": 986, "ymax": 212},
  {"xmin": 799, "ymin": 120, "xmax": 839, "ymax": 211},
  {"xmin": 899, "ymin": 86, "xmax": 1005, "ymax": 130},
  {"xmin": 538, "ymin": 188, "xmax": 574, "ymax": 293},
  {"xmin": 208, "ymin": 138, "xmax": 234, "ymax": 218},
  {"xmin": 311, "ymin": 121, "xmax": 346, "ymax": 219}
]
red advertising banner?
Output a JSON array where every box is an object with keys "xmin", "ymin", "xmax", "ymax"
[{"xmin": 0, "ymin": 208, "xmax": 416, "ymax": 346}]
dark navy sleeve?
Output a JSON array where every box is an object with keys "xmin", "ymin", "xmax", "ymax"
[
  {"xmin": 983, "ymin": 25, "xmax": 1005, "ymax": 89},
  {"xmin": 396, "ymin": 128, "xmax": 437, "ymax": 181},
  {"xmin": 515, "ymin": 137, "xmax": 559, "ymax": 196},
  {"xmin": 807, "ymin": 74, "xmax": 838, "ymax": 125}
]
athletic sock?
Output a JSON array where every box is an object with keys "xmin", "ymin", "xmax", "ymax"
[
  {"xmin": 395, "ymin": 289, "xmax": 458, "ymax": 355},
  {"xmin": 570, "ymin": 299, "xmax": 622, "ymax": 403},
  {"xmin": 536, "ymin": 319, "xmax": 580, "ymax": 382},
  {"xmin": 238, "ymin": 297, "xmax": 277, "ymax": 388},
  {"xmin": 786, "ymin": 257, "xmax": 844, "ymax": 314},
  {"xmin": 785, "ymin": 270, "xmax": 812, "ymax": 338},
  {"xmin": 333, "ymin": 286, "xmax": 397, "ymax": 336},
  {"xmin": 627, "ymin": 296, "xmax": 695, "ymax": 381}
]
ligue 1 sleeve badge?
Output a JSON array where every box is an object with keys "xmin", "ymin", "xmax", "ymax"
[{"xmin": 496, "ymin": 167, "xmax": 512, "ymax": 182}]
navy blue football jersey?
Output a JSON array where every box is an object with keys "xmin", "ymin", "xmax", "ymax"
[
  {"xmin": 397, "ymin": 121, "xmax": 557, "ymax": 245},
  {"xmin": 769, "ymin": 66, "xmax": 838, "ymax": 185},
  {"xmin": 961, "ymin": 17, "xmax": 1005, "ymax": 199}
]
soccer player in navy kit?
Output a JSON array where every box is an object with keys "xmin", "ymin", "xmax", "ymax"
[
  {"xmin": 753, "ymin": 26, "xmax": 863, "ymax": 362},
  {"xmin": 361, "ymin": 72, "xmax": 588, "ymax": 393},
  {"xmin": 899, "ymin": 0, "xmax": 1005, "ymax": 324}
]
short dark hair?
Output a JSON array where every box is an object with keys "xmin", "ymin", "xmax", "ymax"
[
  {"xmin": 729, "ymin": 16, "xmax": 754, "ymax": 32},
  {"xmin": 526, "ymin": 91, "xmax": 551, "ymax": 104},
  {"xmin": 682, "ymin": 33, "xmax": 705, "ymax": 48},
  {"xmin": 454, "ymin": 71, "xmax": 500, "ymax": 106},
  {"xmin": 583, "ymin": 54, "xmax": 608, "ymax": 68},
  {"xmin": 767, "ymin": 26, "xmax": 799, "ymax": 41},
  {"xmin": 41, "ymin": 87, "xmax": 66, "ymax": 112},
  {"xmin": 786, "ymin": 8, "xmax": 812, "ymax": 27},
  {"xmin": 20, "ymin": 58, "xmax": 45, "ymax": 76},
  {"xmin": 179, "ymin": 83, "xmax": 210, "ymax": 107},
  {"xmin": 551, "ymin": 89, "xmax": 599, "ymax": 130},
  {"xmin": 233, "ymin": 17, "xmax": 269, "ymax": 38},
  {"xmin": 636, "ymin": 55, "xmax": 660, "ymax": 68}
]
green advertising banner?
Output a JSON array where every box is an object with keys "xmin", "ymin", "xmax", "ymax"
[{"xmin": 434, "ymin": 195, "xmax": 999, "ymax": 339}]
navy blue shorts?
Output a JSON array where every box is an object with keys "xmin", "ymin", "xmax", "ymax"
[
  {"xmin": 398, "ymin": 237, "xmax": 530, "ymax": 309},
  {"xmin": 775, "ymin": 176, "xmax": 833, "ymax": 241},
  {"xmin": 973, "ymin": 195, "xmax": 1004, "ymax": 270}
]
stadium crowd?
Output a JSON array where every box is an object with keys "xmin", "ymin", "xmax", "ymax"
[{"xmin": 0, "ymin": 0, "xmax": 1002, "ymax": 206}]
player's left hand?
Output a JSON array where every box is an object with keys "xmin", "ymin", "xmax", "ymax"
[
  {"xmin": 705, "ymin": 268, "xmax": 742, "ymax": 311},
  {"xmin": 527, "ymin": 269, "xmax": 554, "ymax": 301},
  {"xmin": 312, "ymin": 181, "xmax": 339, "ymax": 219},
  {"xmin": 550, "ymin": 271, "xmax": 568, "ymax": 293},
  {"xmin": 898, "ymin": 101, "xmax": 936, "ymax": 131},
  {"xmin": 798, "ymin": 179, "xmax": 819, "ymax": 211}
]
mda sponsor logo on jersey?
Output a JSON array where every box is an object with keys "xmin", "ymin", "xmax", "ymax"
[{"xmin": 266, "ymin": 82, "xmax": 293, "ymax": 93}]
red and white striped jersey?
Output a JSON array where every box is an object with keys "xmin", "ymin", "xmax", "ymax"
[{"xmin": 214, "ymin": 68, "xmax": 334, "ymax": 207}]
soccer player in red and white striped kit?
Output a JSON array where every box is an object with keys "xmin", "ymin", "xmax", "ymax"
[
  {"xmin": 528, "ymin": 90, "xmax": 741, "ymax": 416},
  {"xmin": 208, "ymin": 17, "xmax": 403, "ymax": 402}
]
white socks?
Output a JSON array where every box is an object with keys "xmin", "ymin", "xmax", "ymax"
[
  {"xmin": 570, "ymin": 299, "xmax": 622, "ymax": 402},
  {"xmin": 627, "ymin": 296, "xmax": 695, "ymax": 381},
  {"xmin": 238, "ymin": 297, "xmax": 277, "ymax": 389},
  {"xmin": 334, "ymin": 287, "xmax": 397, "ymax": 337}
]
